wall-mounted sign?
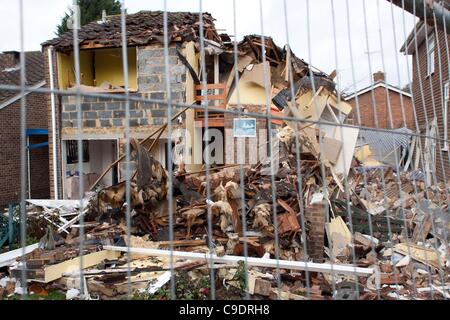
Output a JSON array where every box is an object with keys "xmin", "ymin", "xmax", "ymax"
[{"xmin": 233, "ymin": 118, "xmax": 257, "ymax": 137}]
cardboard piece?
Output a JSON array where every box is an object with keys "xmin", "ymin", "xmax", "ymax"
[
  {"xmin": 327, "ymin": 216, "xmax": 352, "ymax": 256},
  {"xmin": 321, "ymin": 137, "xmax": 342, "ymax": 164}
]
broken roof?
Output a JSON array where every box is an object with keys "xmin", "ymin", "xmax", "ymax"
[
  {"xmin": 0, "ymin": 51, "xmax": 45, "ymax": 105},
  {"xmin": 42, "ymin": 11, "xmax": 221, "ymax": 53}
]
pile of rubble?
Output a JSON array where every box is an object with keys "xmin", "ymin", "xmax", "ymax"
[{"xmin": 1, "ymin": 127, "xmax": 449, "ymax": 299}]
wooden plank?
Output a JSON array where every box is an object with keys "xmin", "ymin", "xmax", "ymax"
[
  {"xmin": 228, "ymin": 198, "xmax": 243, "ymax": 235},
  {"xmin": 194, "ymin": 83, "xmax": 226, "ymax": 90},
  {"xmin": 80, "ymin": 41, "xmax": 113, "ymax": 50},
  {"xmin": 195, "ymin": 118, "xmax": 225, "ymax": 127},
  {"xmin": 224, "ymin": 64, "xmax": 237, "ymax": 103},
  {"xmin": 394, "ymin": 243, "xmax": 440, "ymax": 269},
  {"xmin": 195, "ymin": 94, "xmax": 227, "ymax": 101},
  {"xmin": 157, "ymin": 239, "xmax": 206, "ymax": 247},
  {"xmin": 43, "ymin": 250, "xmax": 121, "ymax": 283},
  {"xmin": 277, "ymin": 199, "xmax": 301, "ymax": 235}
]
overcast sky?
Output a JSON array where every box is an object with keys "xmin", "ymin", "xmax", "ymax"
[{"xmin": 0, "ymin": 0, "xmax": 418, "ymax": 92}]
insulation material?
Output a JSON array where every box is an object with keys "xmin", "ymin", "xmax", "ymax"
[
  {"xmin": 228, "ymin": 63, "xmax": 270, "ymax": 105},
  {"xmin": 333, "ymin": 127, "xmax": 360, "ymax": 176},
  {"xmin": 354, "ymin": 144, "xmax": 383, "ymax": 167}
]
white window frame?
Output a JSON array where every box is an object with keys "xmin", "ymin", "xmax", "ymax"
[
  {"xmin": 443, "ymin": 82, "xmax": 449, "ymax": 151},
  {"xmin": 427, "ymin": 34, "xmax": 435, "ymax": 76}
]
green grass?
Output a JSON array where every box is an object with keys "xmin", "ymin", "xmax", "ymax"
[{"xmin": 6, "ymin": 291, "xmax": 66, "ymax": 300}]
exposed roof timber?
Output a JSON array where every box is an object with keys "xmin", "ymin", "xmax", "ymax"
[{"xmin": 343, "ymin": 81, "xmax": 412, "ymax": 100}]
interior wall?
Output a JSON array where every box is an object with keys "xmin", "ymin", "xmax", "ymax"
[
  {"xmin": 57, "ymin": 47, "xmax": 137, "ymax": 90},
  {"xmin": 62, "ymin": 139, "xmax": 116, "ymax": 198},
  {"xmin": 228, "ymin": 80, "xmax": 267, "ymax": 105},
  {"xmin": 95, "ymin": 47, "xmax": 137, "ymax": 90},
  {"xmin": 57, "ymin": 51, "xmax": 94, "ymax": 89},
  {"xmin": 88, "ymin": 140, "xmax": 116, "ymax": 186}
]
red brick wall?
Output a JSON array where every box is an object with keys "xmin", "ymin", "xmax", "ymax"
[
  {"xmin": 346, "ymin": 86, "xmax": 414, "ymax": 129},
  {"xmin": 304, "ymin": 203, "xmax": 326, "ymax": 263},
  {"xmin": 411, "ymin": 28, "xmax": 450, "ymax": 183},
  {"xmin": 0, "ymin": 92, "xmax": 50, "ymax": 208}
]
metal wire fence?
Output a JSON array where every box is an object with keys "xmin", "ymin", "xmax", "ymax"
[{"xmin": 0, "ymin": 0, "xmax": 449, "ymax": 300}]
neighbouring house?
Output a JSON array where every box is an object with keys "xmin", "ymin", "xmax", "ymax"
[
  {"xmin": 344, "ymin": 71, "xmax": 414, "ymax": 168},
  {"xmin": 41, "ymin": 10, "xmax": 353, "ymax": 200},
  {"xmin": 0, "ymin": 51, "xmax": 50, "ymax": 207},
  {"xmin": 345, "ymin": 71, "xmax": 414, "ymax": 129},
  {"xmin": 401, "ymin": 21, "xmax": 450, "ymax": 183}
]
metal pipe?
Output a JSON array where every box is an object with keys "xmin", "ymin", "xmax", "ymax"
[
  {"xmin": 48, "ymin": 46, "xmax": 59, "ymax": 199},
  {"xmin": 27, "ymin": 136, "xmax": 31, "ymax": 198},
  {"xmin": 103, "ymin": 246, "xmax": 375, "ymax": 276},
  {"xmin": 391, "ymin": 0, "xmax": 450, "ymax": 34}
]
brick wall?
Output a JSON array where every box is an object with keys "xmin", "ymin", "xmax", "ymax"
[
  {"xmin": 138, "ymin": 45, "xmax": 186, "ymax": 95},
  {"xmin": 304, "ymin": 202, "xmax": 326, "ymax": 263},
  {"xmin": 60, "ymin": 94, "xmax": 184, "ymax": 134},
  {"xmin": 346, "ymin": 86, "xmax": 414, "ymax": 129},
  {"xmin": 411, "ymin": 28, "xmax": 450, "ymax": 182},
  {"xmin": 0, "ymin": 92, "xmax": 50, "ymax": 208}
]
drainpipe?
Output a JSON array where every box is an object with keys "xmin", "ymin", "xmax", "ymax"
[
  {"xmin": 48, "ymin": 46, "xmax": 58, "ymax": 199},
  {"xmin": 27, "ymin": 136, "xmax": 31, "ymax": 198}
]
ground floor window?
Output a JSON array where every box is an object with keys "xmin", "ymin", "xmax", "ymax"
[{"xmin": 66, "ymin": 140, "xmax": 89, "ymax": 164}]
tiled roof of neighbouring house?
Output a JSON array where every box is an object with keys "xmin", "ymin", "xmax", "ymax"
[{"xmin": 0, "ymin": 51, "xmax": 44, "ymax": 104}]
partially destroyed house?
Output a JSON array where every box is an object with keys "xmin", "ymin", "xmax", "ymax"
[
  {"xmin": 41, "ymin": 10, "xmax": 354, "ymax": 200},
  {"xmin": 42, "ymin": 11, "xmax": 219, "ymax": 199}
]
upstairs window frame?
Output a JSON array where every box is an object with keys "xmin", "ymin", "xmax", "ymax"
[
  {"xmin": 427, "ymin": 33, "xmax": 435, "ymax": 76},
  {"xmin": 443, "ymin": 82, "xmax": 449, "ymax": 151}
]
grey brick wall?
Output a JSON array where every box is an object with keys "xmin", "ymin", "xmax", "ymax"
[
  {"xmin": 60, "ymin": 45, "xmax": 187, "ymax": 133},
  {"xmin": 138, "ymin": 45, "xmax": 186, "ymax": 100},
  {"xmin": 61, "ymin": 93, "xmax": 185, "ymax": 130}
]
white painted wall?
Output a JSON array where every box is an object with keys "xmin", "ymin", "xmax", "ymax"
[{"xmin": 62, "ymin": 139, "xmax": 117, "ymax": 198}]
